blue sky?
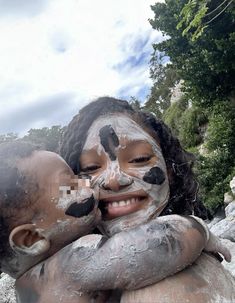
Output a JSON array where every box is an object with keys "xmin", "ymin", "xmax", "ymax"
[{"xmin": 0, "ymin": 0, "xmax": 164, "ymax": 136}]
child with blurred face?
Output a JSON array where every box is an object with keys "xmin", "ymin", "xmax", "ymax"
[{"xmin": 0, "ymin": 141, "xmax": 108, "ymax": 302}]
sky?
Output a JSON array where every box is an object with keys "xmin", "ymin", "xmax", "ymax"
[{"xmin": 0, "ymin": 0, "xmax": 164, "ymax": 136}]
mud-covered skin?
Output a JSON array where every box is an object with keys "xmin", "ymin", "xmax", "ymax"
[
  {"xmin": 15, "ymin": 269, "xmax": 110, "ymax": 303},
  {"xmin": 16, "ymin": 285, "xmax": 40, "ymax": 303},
  {"xmin": 81, "ymin": 115, "xmax": 170, "ymax": 236},
  {"xmin": 16, "ymin": 214, "xmax": 210, "ymax": 303},
  {"xmin": 65, "ymin": 215, "xmax": 207, "ymax": 291},
  {"xmin": 121, "ymin": 253, "xmax": 235, "ymax": 303}
]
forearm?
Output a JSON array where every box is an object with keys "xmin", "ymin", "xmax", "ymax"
[
  {"xmin": 63, "ymin": 215, "xmax": 207, "ymax": 291},
  {"xmin": 15, "ymin": 257, "xmax": 110, "ymax": 303}
]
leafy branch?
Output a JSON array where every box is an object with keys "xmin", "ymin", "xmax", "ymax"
[{"xmin": 177, "ymin": 0, "xmax": 234, "ymax": 41}]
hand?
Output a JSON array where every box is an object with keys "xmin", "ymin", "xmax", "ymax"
[
  {"xmin": 190, "ymin": 215, "xmax": 231, "ymax": 262},
  {"xmin": 205, "ymin": 230, "xmax": 231, "ymax": 262}
]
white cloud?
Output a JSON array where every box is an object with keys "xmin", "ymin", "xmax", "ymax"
[{"xmin": 0, "ymin": 0, "xmax": 163, "ymax": 135}]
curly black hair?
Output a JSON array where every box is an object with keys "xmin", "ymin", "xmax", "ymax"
[
  {"xmin": 60, "ymin": 96, "xmax": 209, "ymax": 219},
  {"xmin": 0, "ymin": 140, "xmax": 40, "ymax": 269}
]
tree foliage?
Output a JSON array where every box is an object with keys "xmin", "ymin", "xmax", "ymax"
[
  {"xmin": 145, "ymin": 62, "xmax": 180, "ymax": 117},
  {"xmin": 23, "ymin": 125, "xmax": 66, "ymax": 152},
  {"xmin": 162, "ymin": 96, "xmax": 188, "ymax": 137},
  {"xmin": 178, "ymin": 106, "xmax": 208, "ymax": 148},
  {"xmin": 178, "ymin": 0, "xmax": 234, "ymax": 41},
  {"xmin": 149, "ymin": 0, "xmax": 235, "ymax": 211},
  {"xmin": 0, "ymin": 126, "xmax": 65, "ymax": 153},
  {"xmin": 150, "ymin": 0, "xmax": 235, "ymax": 105},
  {"xmin": 0, "ymin": 133, "xmax": 18, "ymax": 144},
  {"xmin": 206, "ymin": 101, "xmax": 235, "ymax": 152}
]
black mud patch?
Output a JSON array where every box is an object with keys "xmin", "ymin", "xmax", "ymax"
[
  {"xmin": 99, "ymin": 125, "xmax": 119, "ymax": 161},
  {"xmin": 65, "ymin": 195, "xmax": 95, "ymax": 217},
  {"xmin": 143, "ymin": 166, "xmax": 165, "ymax": 185}
]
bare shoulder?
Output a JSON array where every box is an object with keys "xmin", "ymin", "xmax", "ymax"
[{"xmin": 121, "ymin": 253, "xmax": 235, "ymax": 303}]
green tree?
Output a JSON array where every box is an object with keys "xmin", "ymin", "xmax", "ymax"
[
  {"xmin": 128, "ymin": 97, "xmax": 142, "ymax": 110},
  {"xmin": 150, "ymin": 0, "xmax": 235, "ymax": 105},
  {"xmin": 206, "ymin": 101, "xmax": 235, "ymax": 152},
  {"xmin": 149, "ymin": 0, "xmax": 235, "ymax": 211},
  {"xmin": 0, "ymin": 133, "xmax": 18, "ymax": 144},
  {"xmin": 178, "ymin": 0, "xmax": 234, "ymax": 41},
  {"xmin": 145, "ymin": 52, "xmax": 180, "ymax": 117},
  {"xmin": 23, "ymin": 125, "xmax": 66, "ymax": 152},
  {"xmin": 162, "ymin": 96, "xmax": 188, "ymax": 137},
  {"xmin": 178, "ymin": 106, "xmax": 208, "ymax": 148}
]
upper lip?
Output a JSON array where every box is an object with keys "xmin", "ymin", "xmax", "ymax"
[{"xmin": 99, "ymin": 190, "xmax": 147, "ymax": 203}]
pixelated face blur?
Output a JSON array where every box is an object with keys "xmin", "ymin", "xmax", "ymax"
[
  {"xmin": 17, "ymin": 151, "xmax": 98, "ymax": 250},
  {"xmin": 79, "ymin": 114, "xmax": 170, "ymax": 235}
]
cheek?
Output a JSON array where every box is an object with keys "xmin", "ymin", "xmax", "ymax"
[
  {"xmin": 143, "ymin": 166, "xmax": 166, "ymax": 185},
  {"xmin": 65, "ymin": 195, "xmax": 96, "ymax": 218},
  {"xmin": 89, "ymin": 171, "xmax": 106, "ymax": 189},
  {"xmin": 124, "ymin": 165, "xmax": 153, "ymax": 180}
]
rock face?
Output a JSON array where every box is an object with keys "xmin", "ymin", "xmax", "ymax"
[
  {"xmin": 1, "ymin": 177, "xmax": 235, "ymax": 303},
  {"xmin": 210, "ymin": 178, "xmax": 235, "ymax": 276},
  {"xmin": 210, "ymin": 202, "xmax": 235, "ymax": 242},
  {"xmin": 230, "ymin": 177, "xmax": 235, "ymax": 195},
  {"xmin": 221, "ymin": 239, "xmax": 235, "ymax": 277},
  {"xmin": 170, "ymin": 80, "xmax": 184, "ymax": 104}
]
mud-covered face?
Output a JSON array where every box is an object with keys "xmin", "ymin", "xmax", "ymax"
[
  {"xmin": 80, "ymin": 114, "xmax": 170, "ymax": 236},
  {"xmin": 18, "ymin": 151, "xmax": 99, "ymax": 251}
]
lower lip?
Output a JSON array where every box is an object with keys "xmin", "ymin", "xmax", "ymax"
[{"xmin": 103, "ymin": 198, "xmax": 147, "ymax": 219}]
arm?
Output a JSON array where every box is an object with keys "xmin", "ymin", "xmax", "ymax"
[
  {"xmin": 121, "ymin": 253, "xmax": 235, "ymax": 303},
  {"xmin": 60, "ymin": 214, "xmax": 229, "ymax": 290},
  {"xmin": 17, "ymin": 214, "xmax": 230, "ymax": 297}
]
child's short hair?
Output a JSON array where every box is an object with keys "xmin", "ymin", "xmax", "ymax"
[{"xmin": 0, "ymin": 141, "xmax": 40, "ymax": 271}]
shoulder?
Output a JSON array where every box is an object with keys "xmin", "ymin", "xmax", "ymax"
[{"xmin": 121, "ymin": 253, "xmax": 235, "ymax": 303}]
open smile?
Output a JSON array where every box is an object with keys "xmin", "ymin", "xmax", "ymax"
[{"xmin": 99, "ymin": 191, "xmax": 148, "ymax": 219}]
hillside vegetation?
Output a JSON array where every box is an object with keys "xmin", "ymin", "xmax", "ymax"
[{"xmin": 144, "ymin": 0, "xmax": 235, "ymax": 212}]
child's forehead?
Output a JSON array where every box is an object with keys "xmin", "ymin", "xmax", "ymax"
[
  {"xmin": 18, "ymin": 150, "xmax": 71, "ymax": 178},
  {"xmin": 56, "ymin": 176, "xmax": 91, "ymax": 187}
]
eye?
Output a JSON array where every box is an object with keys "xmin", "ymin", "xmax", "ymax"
[
  {"xmin": 129, "ymin": 155, "xmax": 152, "ymax": 164},
  {"xmin": 80, "ymin": 164, "xmax": 101, "ymax": 174}
]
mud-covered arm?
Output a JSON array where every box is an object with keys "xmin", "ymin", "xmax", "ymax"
[{"xmin": 60, "ymin": 214, "xmax": 229, "ymax": 291}]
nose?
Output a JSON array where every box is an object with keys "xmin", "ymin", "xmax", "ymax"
[{"xmin": 101, "ymin": 171, "xmax": 133, "ymax": 192}]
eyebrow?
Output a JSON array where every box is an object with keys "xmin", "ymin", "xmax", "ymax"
[{"xmin": 120, "ymin": 139, "xmax": 153, "ymax": 148}]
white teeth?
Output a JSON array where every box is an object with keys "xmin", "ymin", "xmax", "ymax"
[
  {"xmin": 119, "ymin": 201, "xmax": 126, "ymax": 206},
  {"xmin": 108, "ymin": 198, "xmax": 140, "ymax": 208},
  {"xmin": 131, "ymin": 198, "xmax": 136, "ymax": 204}
]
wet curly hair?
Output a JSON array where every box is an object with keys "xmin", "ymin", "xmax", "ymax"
[
  {"xmin": 0, "ymin": 141, "xmax": 40, "ymax": 271},
  {"xmin": 60, "ymin": 96, "xmax": 209, "ymax": 219}
]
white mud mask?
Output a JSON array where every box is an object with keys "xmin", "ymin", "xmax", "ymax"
[{"xmin": 82, "ymin": 114, "xmax": 170, "ymax": 236}]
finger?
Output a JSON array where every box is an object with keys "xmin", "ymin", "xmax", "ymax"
[{"xmin": 217, "ymin": 242, "xmax": 231, "ymax": 262}]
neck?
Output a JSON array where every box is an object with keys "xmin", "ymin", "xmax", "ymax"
[{"xmin": 2, "ymin": 253, "xmax": 44, "ymax": 279}]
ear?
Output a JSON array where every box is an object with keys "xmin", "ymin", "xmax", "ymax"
[{"xmin": 9, "ymin": 224, "xmax": 50, "ymax": 256}]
